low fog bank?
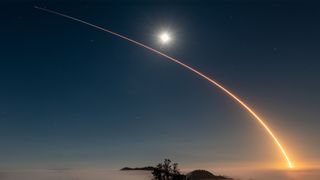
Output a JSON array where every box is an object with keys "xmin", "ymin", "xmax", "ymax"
[
  {"xmin": 205, "ymin": 167, "xmax": 320, "ymax": 180},
  {"xmin": 0, "ymin": 168, "xmax": 320, "ymax": 180},
  {"xmin": 0, "ymin": 169, "xmax": 151, "ymax": 180}
]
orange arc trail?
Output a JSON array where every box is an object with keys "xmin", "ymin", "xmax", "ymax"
[{"xmin": 35, "ymin": 6, "xmax": 294, "ymax": 168}]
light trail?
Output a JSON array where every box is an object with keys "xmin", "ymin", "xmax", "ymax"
[{"xmin": 35, "ymin": 6, "xmax": 294, "ymax": 168}]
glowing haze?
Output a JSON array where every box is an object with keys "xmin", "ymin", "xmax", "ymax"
[{"xmin": 35, "ymin": 6, "xmax": 295, "ymax": 168}]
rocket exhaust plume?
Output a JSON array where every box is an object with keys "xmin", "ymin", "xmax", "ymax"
[{"xmin": 35, "ymin": 6, "xmax": 294, "ymax": 168}]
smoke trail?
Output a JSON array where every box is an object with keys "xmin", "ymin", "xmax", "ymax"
[{"xmin": 35, "ymin": 6, "xmax": 294, "ymax": 168}]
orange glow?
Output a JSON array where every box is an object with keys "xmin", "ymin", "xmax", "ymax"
[{"xmin": 35, "ymin": 6, "xmax": 294, "ymax": 169}]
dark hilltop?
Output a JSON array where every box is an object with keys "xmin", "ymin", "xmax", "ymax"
[{"xmin": 121, "ymin": 159, "xmax": 232, "ymax": 180}]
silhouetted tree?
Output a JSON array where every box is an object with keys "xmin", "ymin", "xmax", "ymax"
[
  {"xmin": 152, "ymin": 159, "xmax": 185, "ymax": 180},
  {"xmin": 152, "ymin": 163, "xmax": 163, "ymax": 180},
  {"xmin": 172, "ymin": 163, "xmax": 179, "ymax": 175},
  {"xmin": 163, "ymin": 159, "xmax": 171, "ymax": 180}
]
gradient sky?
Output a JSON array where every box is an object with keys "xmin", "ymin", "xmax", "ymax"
[{"xmin": 0, "ymin": 0, "xmax": 319, "ymax": 169}]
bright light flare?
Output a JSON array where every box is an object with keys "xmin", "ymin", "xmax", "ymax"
[{"xmin": 158, "ymin": 31, "xmax": 172, "ymax": 44}]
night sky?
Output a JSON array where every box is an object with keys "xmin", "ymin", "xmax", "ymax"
[{"xmin": 1, "ymin": 0, "xmax": 320, "ymax": 169}]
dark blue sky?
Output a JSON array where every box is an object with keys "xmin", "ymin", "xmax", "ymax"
[{"xmin": 0, "ymin": 0, "xmax": 319, "ymax": 169}]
